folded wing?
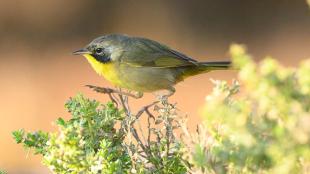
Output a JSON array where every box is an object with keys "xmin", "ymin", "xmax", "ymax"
[{"xmin": 120, "ymin": 37, "xmax": 198, "ymax": 68}]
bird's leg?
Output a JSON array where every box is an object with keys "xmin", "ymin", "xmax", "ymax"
[
  {"xmin": 85, "ymin": 85, "xmax": 143, "ymax": 99},
  {"xmin": 133, "ymin": 91, "xmax": 144, "ymax": 99},
  {"xmin": 166, "ymin": 87, "xmax": 176, "ymax": 97},
  {"xmin": 155, "ymin": 87, "xmax": 175, "ymax": 104}
]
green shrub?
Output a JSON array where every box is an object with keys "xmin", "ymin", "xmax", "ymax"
[
  {"xmin": 13, "ymin": 95, "xmax": 130, "ymax": 173},
  {"xmin": 13, "ymin": 94, "xmax": 186, "ymax": 174}
]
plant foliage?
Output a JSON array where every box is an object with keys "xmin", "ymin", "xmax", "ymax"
[
  {"xmin": 13, "ymin": 94, "xmax": 186, "ymax": 174},
  {"xmin": 182, "ymin": 45, "xmax": 310, "ymax": 174}
]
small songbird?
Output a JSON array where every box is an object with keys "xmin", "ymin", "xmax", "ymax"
[{"xmin": 73, "ymin": 34, "xmax": 230, "ymax": 98}]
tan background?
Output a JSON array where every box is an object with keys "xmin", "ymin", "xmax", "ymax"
[{"xmin": 0, "ymin": 0, "xmax": 309, "ymax": 173}]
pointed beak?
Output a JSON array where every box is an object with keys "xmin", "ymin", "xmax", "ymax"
[{"xmin": 72, "ymin": 48, "xmax": 92, "ymax": 55}]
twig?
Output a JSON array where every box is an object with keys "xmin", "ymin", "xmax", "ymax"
[
  {"xmin": 131, "ymin": 127, "xmax": 148, "ymax": 154},
  {"xmin": 111, "ymin": 93, "xmax": 121, "ymax": 105},
  {"xmin": 147, "ymin": 110, "xmax": 152, "ymax": 147},
  {"xmin": 134, "ymin": 101, "xmax": 158, "ymax": 122},
  {"xmin": 108, "ymin": 93, "xmax": 118, "ymax": 107},
  {"xmin": 136, "ymin": 120, "xmax": 147, "ymax": 148},
  {"xmin": 119, "ymin": 94, "xmax": 130, "ymax": 116}
]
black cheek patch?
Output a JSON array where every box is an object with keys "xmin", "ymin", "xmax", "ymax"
[{"xmin": 92, "ymin": 54, "xmax": 111, "ymax": 63}]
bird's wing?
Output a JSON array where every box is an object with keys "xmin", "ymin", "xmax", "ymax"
[{"xmin": 119, "ymin": 37, "xmax": 198, "ymax": 68}]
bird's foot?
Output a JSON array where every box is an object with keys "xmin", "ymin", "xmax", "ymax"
[
  {"xmin": 157, "ymin": 94, "xmax": 170, "ymax": 101},
  {"xmin": 157, "ymin": 95, "xmax": 169, "ymax": 105},
  {"xmin": 155, "ymin": 88, "xmax": 175, "ymax": 105},
  {"xmin": 133, "ymin": 91, "xmax": 143, "ymax": 99},
  {"xmin": 86, "ymin": 85, "xmax": 113, "ymax": 93},
  {"xmin": 85, "ymin": 85, "xmax": 143, "ymax": 99}
]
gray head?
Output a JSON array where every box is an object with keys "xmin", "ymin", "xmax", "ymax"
[{"xmin": 73, "ymin": 34, "xmax": 129, "ymax": 63}]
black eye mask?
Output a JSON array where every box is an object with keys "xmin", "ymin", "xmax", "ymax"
[{"xmin": 92, "ymin": 54, "xmax": 111, "ymax": 63}]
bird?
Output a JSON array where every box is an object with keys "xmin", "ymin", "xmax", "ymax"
[{"xmin": 73, "ymin": 34, "xmax": 231, "ymax": 98}]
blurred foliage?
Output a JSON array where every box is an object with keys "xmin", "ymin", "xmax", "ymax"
[
  {"xmin": 13, "ymin": 45, "xmax": 310, "ymax": 173},
  {"xmin": 184, "ymin": 45, "xmax": 310, "ymax": 173}
]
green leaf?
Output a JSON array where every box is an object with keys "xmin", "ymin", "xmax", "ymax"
[
  {"xmin": 56, "ymin": 117, "xmax": 66, "ymax": 126},
  {"xmin": 12, "ymin": 129, "xmax": 24, "ymax": 144}
]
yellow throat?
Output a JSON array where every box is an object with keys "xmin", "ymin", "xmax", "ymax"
[{"xmin": 83, "ymin": 54, "xmax": 122, "ymax": 85}]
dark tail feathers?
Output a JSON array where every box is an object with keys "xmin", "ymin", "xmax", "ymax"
[{"xmin": 198, "ymin": 61, "xmax": 231, "ymax": 70}]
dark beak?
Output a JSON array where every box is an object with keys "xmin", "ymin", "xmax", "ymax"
[{"xmin": 72, "ymin": 48, "xmax": 92, "ymax": 55}]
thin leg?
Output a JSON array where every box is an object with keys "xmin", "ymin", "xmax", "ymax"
[
  {"xmin": 155, "ymin": 87, "xmax": 176, "ymax": 103},
  {"xmin": 85, "ymin": 85, "xmax": 143, "ymax": 99},
  {"xmin": 166, "ymin": 87, "xmax": 176, "ymax": 98}
]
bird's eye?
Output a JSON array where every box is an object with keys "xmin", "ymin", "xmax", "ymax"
[{"xmin": 95, "ymin": 48, "xmax": 103, "ymax": 54}]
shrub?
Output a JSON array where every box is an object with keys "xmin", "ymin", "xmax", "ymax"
[
  {"xmin": 182, "ymin": 45, "xmax": 310, "ymax": 174},
  {"xmin": 13, "ymin": 94, "xmax": 186, "ymax": 174}
]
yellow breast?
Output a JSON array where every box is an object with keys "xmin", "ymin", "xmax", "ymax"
[{"xmin": 83, "ymin": 54, "xmax": 122, "ymax": 86}]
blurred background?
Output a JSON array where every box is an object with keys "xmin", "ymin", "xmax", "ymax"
[{"xmin": 0, "ymin": 0, "xmax": 309, "ymax": 173}]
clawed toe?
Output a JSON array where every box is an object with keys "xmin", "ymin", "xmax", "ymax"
[{"xmin": 85, "ymin": 85, "xmax": 143, "ymax": 99}]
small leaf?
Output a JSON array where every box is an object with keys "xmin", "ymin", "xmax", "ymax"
[
  {"xmin": 56, "ymin": 117, "xmax": 66, "ymax": 126},
  {"xmin": 12, "ymin": 129, "xmax": 24, "ymax": 143}
]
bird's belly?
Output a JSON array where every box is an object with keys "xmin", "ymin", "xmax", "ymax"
[{"xmin": 118, "ymin": 65, "xmax": 177, "ymax": 92}]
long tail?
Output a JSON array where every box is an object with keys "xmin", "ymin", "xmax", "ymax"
[
  {"xmin": 180, "ymin": 60, "xmax": 231, "ymax": 80},
  {"xmin": 198, "ymin": 61, "xmax": 231, "ymax": 70}
]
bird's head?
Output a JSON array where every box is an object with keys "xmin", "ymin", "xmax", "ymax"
[{"xmin": 73, "ymin": 34, "xmax": 127, "ymax": 63}]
